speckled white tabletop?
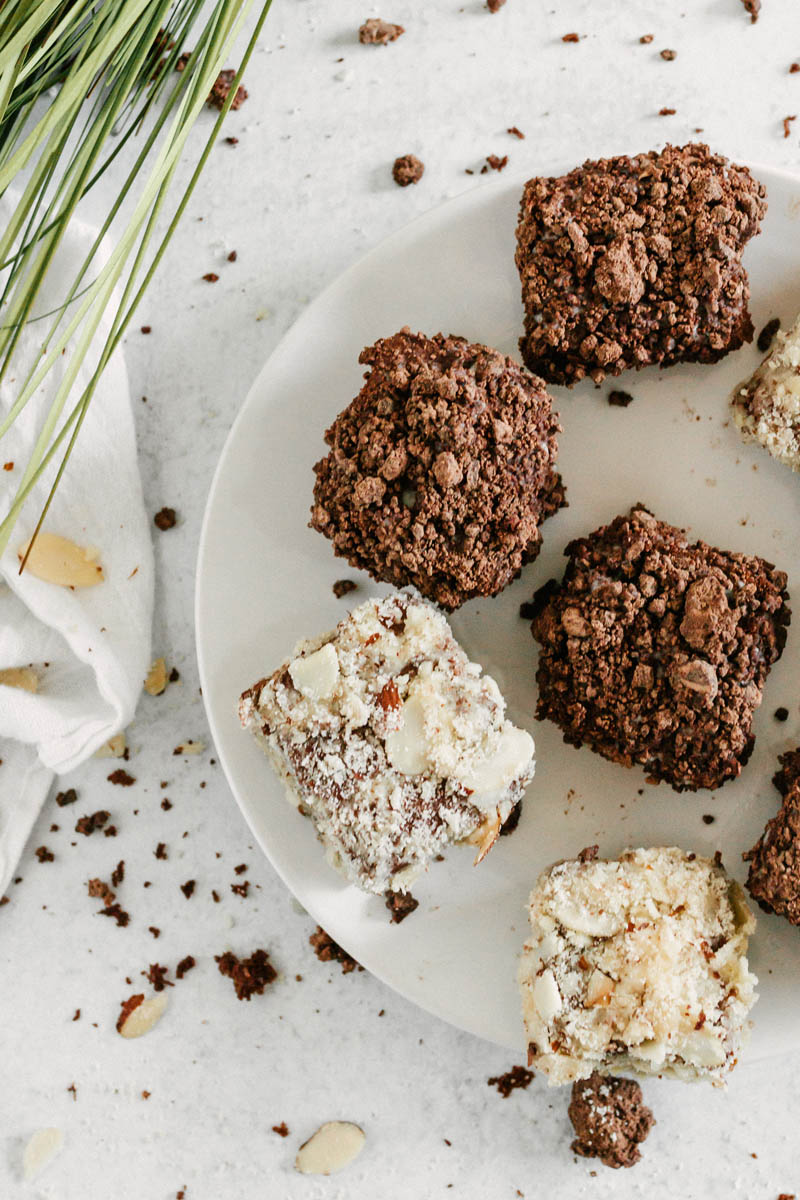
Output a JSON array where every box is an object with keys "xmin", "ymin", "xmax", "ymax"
[{"xmin": 3, "ymin": 1, "xmax": 800, "ymax": 1196}]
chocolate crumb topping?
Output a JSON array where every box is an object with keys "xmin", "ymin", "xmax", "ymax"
[
  {"xmin": 745, "ymin": 748, "xmax": 800, "ymax": 925},
  {"xmin": 385, "ymin": 890, "xmax": 419, "ymax": 923},
  {"xmin": 215, "ymin": 948, "xmax": 277, "ymax": 1000},
  {"xmin": 487, "ymin": 1065, "xmax": 534, "ymax": 1097},
  {"xmin": 309, "ymin": 925, "xmax": 363, "ymax": 973},
  {"xmin": 568, "ymin": 1072, "xmax": 654, "ymax": 1168}
]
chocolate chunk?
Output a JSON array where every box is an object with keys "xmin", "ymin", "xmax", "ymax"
[
  {"xmin": 384, "ymin": 890, "xmax": 419, "ymax": 923},
  {"xmin": 530, "ymin": 505, "xmax": 790, "ymax": 791},
  {"xmin": 568, "ymin": 1072, "xmax": 654, "ymax": 1168},
  {"xmin": 608, "ymin": 390, "xmax": 634, "ymax": 407},
  {"xmin": 154, "ymin": 507, "xmax": 177, "ymax": 531},
  {"xmin": 215, "ymin": 948, "xmax": 276, "ymax": 1000},
  {"xmin": 392, "ymin": 154, "xmax": 424, "ymax": 187},
  {"xmin": 76, "ymin": 811, "xmax": 111, "ymax": 836},
  {"xmin": 309, "ymin": 925, "xmax": 363, "ymax": 973},
  {"xmin": 487, "ymin": 1065, "xmax": 534, "ymax": 1096},
  {"xmin": 311, "ymin": 330, "xmax": 564, "ymax": 610},
  {"xmin": 775, "ymin": 706, "xmax": 790, "ymax": 722},
  {"xmin": 55, "ymin": 788, "xmax": 78, "ymax": 807},
  {"xmin": 515, "ymin": 145, "xmax": 766, "ymax": 386},
  {"xmin": 332, "ymin": 579, "xmax": 358, "ymax": 599},
  {"xmin": 757, "ymin": 317, "xmax": 781, "ymax": 353},
  {"xmin": 358, "ymin": 18, "xmax": 404, "ymax": 44}
]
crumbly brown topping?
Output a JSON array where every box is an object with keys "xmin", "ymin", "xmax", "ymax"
[
  {"xmin": 333, "ymin": 579, "xmax": 358, "ymax": 599},
  {"xmin": 55, "ymin": 788, "xmax": 78, "ymax": 807},
  {"xmin": 385, "ymin": 890, "xmax": 418, "ymax": 923},
  {"xmin": 215, "ymin": 949, "xmax": 277, "ymax": 1000},
  {"xmin": 154, "ymin": 507, "xmax": 177, "ymax": 531},
  {"xmin": 311, "ymin": 329, "xmax": 563, "ymax": 609},
  {"xmin": 568, "ymin": 1072, "xmax": 654, "ymax": 1168},
  {"xmin": 76, "ymin": 811, "xmax": 111, "ymax": 836},
  {"xmin": 108, "ymin": 769, "xmax": 135, "ymax": 787},
  {"xmin": 358, "ymin": 18, "xmax": 404, "ymax": 44},
  {"xmin": 143, "ymin": 963, "xmax": 173, "ymax": 992},
  {"xmin": 392, "ymin": 155, "xmax": 424, "ymax": 187},
  {"xmin": 309, "ymin": 926, "xmax": 363, "ymax": 973},
  {"xmin": 34, "ymin": 846, "xmax": 54, "ymax": 863},
  {"xmin": 744, "ymin": 748, "xmax": 800, "ymax": 924},
  {"xmin": 176, "ymin": 955, "xmax": 196, "ymax": 979},
  {"xmin": 515, "ymin": 144, "xmax": 767, "ymax": 385},
  {"xmin": 487, "ymin": 1065, "xmax": 534, "ymax": 1097},
  {"xmin": 530, "ymin": 505, "xmax": 790, "ymax": 791}
]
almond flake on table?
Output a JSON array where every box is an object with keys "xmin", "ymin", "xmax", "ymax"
[{"xmin": 295, "ymin": 1122, "xmax": 365, "ymax": 1175}]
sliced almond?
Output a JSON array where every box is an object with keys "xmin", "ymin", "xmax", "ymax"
[
  {"xmin": 0, "ymin": 666, "xmax": 38, "ymax": 693},
  {"xmin": 144, "ymin": 657, "xmax": 168, "ymax": 696},
  {"xmin": 18, "ymin": 532, "xmax": 104, "ymax": 588},
  {"xmin": 173, "ymin": 739, "xmax": 205, "ymax": 756},
  {"xmin": 94, "ymin": 732, "xmax": 127, "ymax": 759},
  {"xmin": 467, "ymin": 811, "xmax": 501, "ymax": 865},
  {"xmin": 586, "ymin": 968, "xmax": 616, "ymax": 1006},
  {"xmin": 23, "ymin": 1128, "xmax": 63, "ymax": 1181},
  {"xmin": 117, "ymin": 992, "xmax": 167, "ymax": 1039},
  {"xmin": 295, "ymin": 1121, "xmax": 365, "ymax": 1176}
]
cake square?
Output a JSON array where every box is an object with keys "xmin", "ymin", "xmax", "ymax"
[
  {"xmin": 744, "ymin": 748, "xmax": 800, "ymax": 925},
  {"xmin": 731, "ymin": 312, "xmax": 800, "ymax": 472},
  {"xmin": 515, "ymin": 143, "xmax": 767, "ymax": 386},
  {"xmin": 239, "ymin": 593, "xmax": 535, "ymax": 904},
  {"xmin": 519, "ymin": 846, "xmax": 757, "ymax": 1086},
  {"xmin": 529, "ymin": 505, "xmax": 790, "ymax": 791},
  {"xmin": 310, "ymin": 329, "xmax": 564, "ymax": 610}
]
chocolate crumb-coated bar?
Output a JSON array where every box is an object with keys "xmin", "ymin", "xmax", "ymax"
[
  {"xmin": 310, "ymin": 329, "xmax": 564, "ymax": 610},
  {"xmin": 529, "ymin": 505, "xmax": 790, "ymax": 791},
  {"xmin": 515, "ymin": 143, "xmax": 766, "ymax": 385}
]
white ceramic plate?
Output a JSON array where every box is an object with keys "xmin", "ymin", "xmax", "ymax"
[{"xmin": 196, "ymin": 163, "xmax": 800, "ymax": 1057}]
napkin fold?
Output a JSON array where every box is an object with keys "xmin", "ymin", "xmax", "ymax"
[{"xmin": 0, "ymin": 200, "xmax": 154, "ymax": 895}]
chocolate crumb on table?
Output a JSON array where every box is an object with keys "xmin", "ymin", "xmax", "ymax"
[
  {"xmin": 358, "ymin": 18, "xmax": 404, "ymax": 44},
  {"xmin": 487, "ymin": 1065, "xmax": 534, "ymax": 1097},
  {"xmin": 529, "ymin": 505, "xmax": 790, "ymax": 791},
  {"xmin": 176, "ymin": 955, "xmax": 196, "ymax": 979},
  {"xmin": 111, "ymin": 861, "xmax": 125, "ymax": 887},
  {"xmin": 658, "ymin": 107, "xmax": 677, "ymax": 116},
  {"xmin": 507, "ymin": 126, "xmax": 525, "ymax": 139},
  {"xmin": 143, "ymin": 964, "xmax": 173, "ymax": 992},
  {"xmin": 568, "ymin": 1072, "xmax": 654, "ymax": 1169},
  {"xmin": 332, "ymin": 579, "xmax": 357, "ymax": 599},
  {"xmin": 562, "ymin": 32, "xmax": 580, "ymax": 42},
  {"xmin": 202, "ymin": 272, "xmax": 219, "ymax": 283},
  {"xmin": 775, "ymin": 707, "xmax": 790, "ymax": 722},
  {"xmin": 88, "ymin": 877, "xmax": 115, "ymax": 906},
  {"xmin": 392, "ymin": 154, "xmax": 424, "ymax": 187},
  {"xmin": 385, "ymin": 890, "xmax": 418, "ymax": 923},
  {"xmin": 744, "ymin": 748, "xmax": 800, "ymax": 925},
  {"xmin": 76, "ymin": 811, "xmax": 111, "ymax": 836},
  {"xmin": 757, "ymin": 317, "xmax": 781, "ymax": 353},
  {"xmin": 154, "ymin": 507, "xmax": 177, "ymax": 531},
  {"xmin": 230, "ymin": 880, "xmax": 249, "ymax": 898},
  {"xmin": 515, "ymin": 144, "xmax": 766, "ymax": 387},
  {"xmin": 180, "ymin": 880, "xmax": 196, "ymax": 899},
  {"xmin": 639, "ymin": 33, "xmax": 653, "ymax": 43},
  {"xmin": 485, "ymin": 154, "xmax": 508, "ymax": 172},
  {"xmin": 55, "ymin": 788, "xmax": 78, "ymax": 807},
  {"xmin": 607, "ymin": 390, "xmax": 634, "ymax": 407},
  {"xmin": 108, "ymin": 768, "xmax": 135, "ymax": 787},
  {"xmin": 310, "ymin": 330, "xmax": 563, "ymax": 609},
  {"xmin": 660, "ymin": 48, "xmax": 676, "ymax": 60},
  {"xmin": 703, "ymin": 814, "xmax": 715, "ymax": 824},
  {"xmin": 98, "ymin": 903, "xmax": 130, "ymax": 927},
  {"xmin": 309, "ymin": 925, "xmax": 363, "ymax": 974},
  {"xmin": 215, "ymin": 949, "xmax": 277, "ymax": 1000},
  {"xmin": 34, "ymin": 846, "xmax": 54, "ymax": 863},
  {"xmin": 207, "ymin": 68, "xmax": 247, "ymax": 111},
  {"xmin": 783, "ymin": 115, "xmax": 797, "ymax": 139},
  {"xmin": 486, "ymin": 0, "xmax": 506, "ymax": 11},
  {"xmin": 740, "ymin": 0, "xmax": 761, "ymax": 22},
  {"xmin": 272, "ymin": 1122, "xmax": 290, "ymax": 1137},
  {"xmin": 155, "ymin": 842, "xmax": 168, "ymax": 860}
]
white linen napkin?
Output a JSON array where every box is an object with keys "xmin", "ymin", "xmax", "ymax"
[{"xmin": 0, "ymin": 201, "xmax": 154, "ymax": 895}]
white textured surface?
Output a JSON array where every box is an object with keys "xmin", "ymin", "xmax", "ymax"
[{"xmin": 3, "ymin": 1, "xmax": 800, "ymax": 1196}]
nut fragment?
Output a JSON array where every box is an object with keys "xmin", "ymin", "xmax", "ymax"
[
  {"xmin": 18, "ymin": 532, "xmax": 104, "ymax": 588},
  {"xmin": 173, "ymin": 739, "xmax": 206, "ymax": 756},
  {"xmin": 144, "ymin": 657, "xmax": 168, "ymax": 696},
  {"xmin": 0, "ymin": 666, "xmax": 38, "ymax": 692},
  {"xmin": 295, "ymin": 1122, "xmax": 365, "ymax": 1176},
  {"xmin": 467, "ymin": 811, "xmax": 501, "ymax": 864},
  {"xmin": 586, "ymin": 968, "xmax": 615, "ymax": 1006},
  {"xmin": 116, "ymin": 992, "xmax": 168, "ymax": 1039},
  {"xmin": 23, "ymin": 1127, "xmax": 64, "ymax": 1182},
  {"xmin": 94, "ymin": 732, "xmax": 127, "ymax": 759}
]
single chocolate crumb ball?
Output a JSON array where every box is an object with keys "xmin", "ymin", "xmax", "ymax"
[
  {"xmin": 515, "ymin": 143, "xmax": 767, "ymax": 385},
  {"xmin": 530, "ymin": 505, "xmax": 790, "ymax": 791},
  {"xmin": 568, "ymin": 1072, "xmax": 654, "ymax": 1169},
  {"xmin": 392, "ymin": 155, "xmax": 424, "ymax": 187},
  {"xmin": 744, "ymin": 749, "xmax": 800, "ymax": 925},
  {"xmin": 310, "ymin": 330, "xmax": 564, "ymax": 609}
]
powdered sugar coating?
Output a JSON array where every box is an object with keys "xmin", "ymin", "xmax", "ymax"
[
  {"xmin": 519, "ymin": 847, "xmax": 757, "ymax": 1086},
  {"xmin": 731, "ymin": 312, "xmax": 800, "ymax": 471},
  {"xmin": 239, "ymin": 593, "xmax": 535, "ymax": 897}
]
